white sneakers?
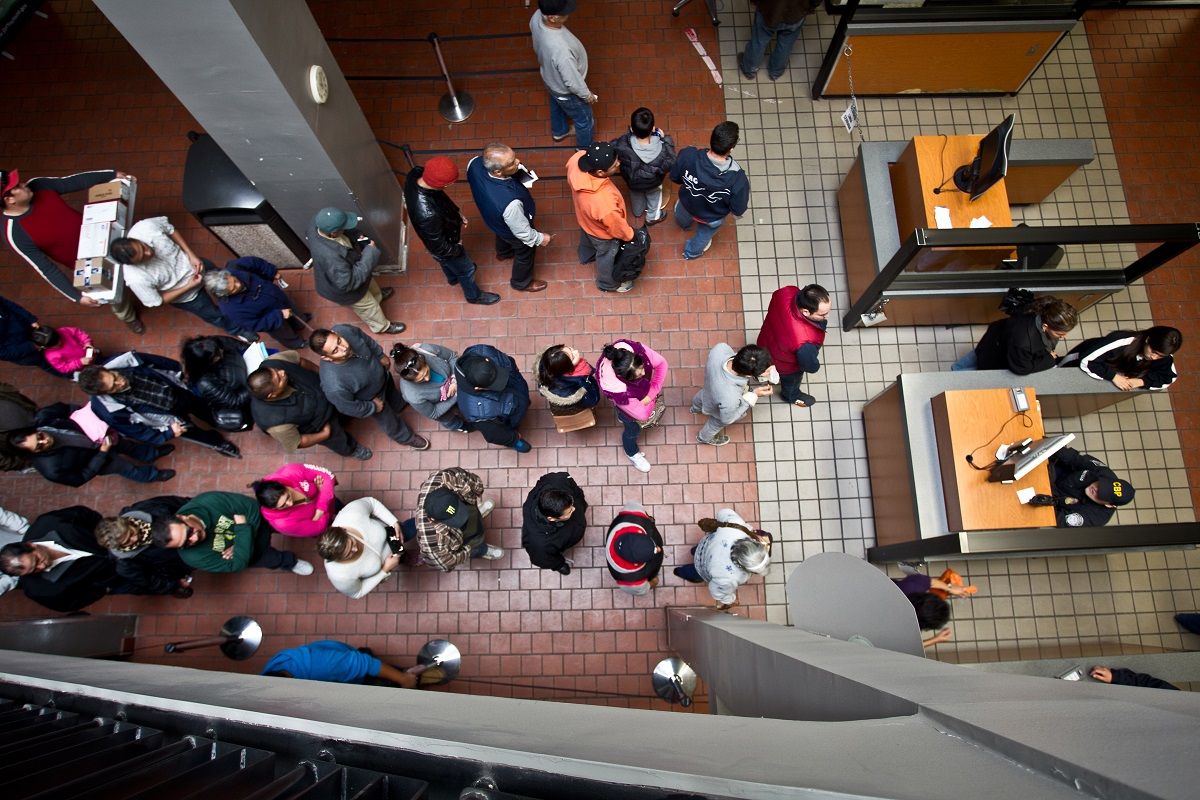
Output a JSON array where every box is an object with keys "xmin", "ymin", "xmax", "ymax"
[
  {"xmin": 291, "ymin": 559, "xmax": 314, "ymax": 576},
  {"xmin": 482, "ymin": 544, "xmax": 505, "ymax": 560},
  {"xmin": 479, "ymin": 499, "xmax": 495, "ymax": 519},
  {"xmin": 628, "ymin": 452, "xmax": 652, "ymax": 473}
]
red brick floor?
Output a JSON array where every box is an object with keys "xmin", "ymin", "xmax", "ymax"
[
  {"xmin": 1085, "ymin": 8, "xmax": 1200, "ymax": 511},
  {"xmin": 0, "ymin": 1, "xmax": 760, "ymax": 710}
]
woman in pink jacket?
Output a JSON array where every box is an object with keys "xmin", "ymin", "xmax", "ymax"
[
  {"xmin": 597, "ymin": 339, "xmax": 668, "ymax": 473},
  {"xmin": 31, "ymin": 325, "xmax": 98, "ymax": 376},
  {"xmin": 254, "ymin": 463, "xmax": 339, "ymax": 537}
]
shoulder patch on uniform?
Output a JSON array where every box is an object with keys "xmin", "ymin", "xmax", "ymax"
[{"xmin": 1065, "ymin": 513, "xmax": 1085, "ymax": 527}]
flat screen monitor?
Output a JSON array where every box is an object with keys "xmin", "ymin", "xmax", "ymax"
[
  {"xmin": 988, "ymin": 432, "xmax": 1075, "ymax": 484},
  {"xmin": 952, "ymin": 114, "xmax": 1016, "ymax": 201}
]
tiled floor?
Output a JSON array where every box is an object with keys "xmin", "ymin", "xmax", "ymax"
[{"xmin": 1, "ymin": 0, "xmax": 1198, "ymax": 706}]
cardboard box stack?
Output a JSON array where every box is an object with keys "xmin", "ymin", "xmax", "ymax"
[{"xmin": 74, "ymin": 180, "xmax": 134, "ymax": 300}]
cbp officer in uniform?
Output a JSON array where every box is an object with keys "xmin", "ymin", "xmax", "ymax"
[{"xmin": 1029, "ymin": 447, "xmax": 1135, "ymax": 527}]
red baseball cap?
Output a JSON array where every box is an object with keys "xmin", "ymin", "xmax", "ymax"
[{"xmin": 0, "ymin": 170, "xmax": 19, "ymax": 196}]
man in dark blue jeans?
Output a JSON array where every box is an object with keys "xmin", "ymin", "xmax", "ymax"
[
  {"xmin": 404, "ymin": 156, "xmax": 500, "ymax": 306},
  {"xmin": 529, "ymin": 0, "xmax": 596, "ymax": 148}
]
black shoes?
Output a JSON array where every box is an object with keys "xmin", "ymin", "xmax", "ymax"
[
  {"xmin": 214, "ymin": 442, "xmax": 242, "ymax": 459},
  {"xmin": 384, "ymin": 322, "xmax": 407, "ymax": 334},
  {"xmin": 380, "ymin": 287, "xmax": 396, "ymax": 302},
  {"xmin": 468, "ymin": 292, "xmax": 501, "ymax": 305},
  {"xmin": 155, "ymin": 444, "xmax": 175, "ymax": 460},
  {"xmin": 350, "ymin": 444, "xmax": 373, "ymax": 460},
  {"xmin": 406, "ymin": 435, "xmax": 431, "ymax": 451},
  {"xmin": 152, "ymin": 469, "xmax": 177, "ymax": 482}
]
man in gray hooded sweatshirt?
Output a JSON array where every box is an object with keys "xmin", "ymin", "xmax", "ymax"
[
  {"xmin": 530, "ymin": 0, "xmax": 596, "ymax": 148},
  {"xmin": 611, "ymin": 107, "xmax": 676, "ymax": 225}
]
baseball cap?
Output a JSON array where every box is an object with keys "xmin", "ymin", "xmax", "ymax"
[
  {"xmin": 578, "ymin": 142, "xmax": 617, "ymax": 173},
  {"xmin": 614, "ymin": 532, "xmax": 658, "ymax": 563},
  {"xmin": 539, "ymin": 0, "xmax": 577, "ymax": 15},
  {"xmin": 424, "ymin": 487, "xmax": 471, "ymax": 528},
  {"xmin": 1095, "ymin": 478, "xmax": 1135, "ymax": 506},
  {"xmin": 458, "ymin": 353, "xmax": 509, "ymax": 392},
  {"xmin": 314, "ymin": 207, "xmax": 360, "ymax": 234},
  {"xmin": 1, "ymin": 169, "xmax": 19, "ymax": 196}
]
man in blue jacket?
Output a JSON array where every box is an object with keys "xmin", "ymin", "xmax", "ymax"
[
  {"xmin": 77, "ymin": 351, "xmax": 240, "ymax": 458},
  {"xmin": 262, "ymin": 640, "xmax": 418, "ymax": 688},
  {"xmin": 454, "ymin": 344, "xmax": 532, "ymax": 452},
  {"xmin": 204, "ymin": 256, "xmax": 310, "ymax": 349},
  {"xmin": 466, "ymin": 143, "xmax": 551, "ymax": 293},
  {"xmin": 670, "ymin": 121, "xmax": 750, "ymax": 260}
]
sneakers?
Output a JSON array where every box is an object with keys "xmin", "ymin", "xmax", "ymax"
[
  {"xmin": 683, "ymin": 239, "xmax": 714, "ymax": 261},
  {"xmin": 350, "ymin": 444, "xmax": 373, "ymax": 460},
  {"xmin": 380, "ymin": 287, "xmax": 396, "ymax": 302},
  {"xmin": 479, "ymin": 499, "xmax": 495, "ymax": 519},
  {"xmin": 291, "ymin": 559, "xmax": 315, "ymax": 575},
  {"xmin": 513, "ymin": 439, "xmax": 532, "ymax": 453},
  {"xmin": 628, "ymin": 452, "xmax": 652, "ymax": 473},
  {"xmin": 404, "ymin": 435, "xmax": 431, "ymax": 451},
  {"xmin": 482, "ymin": 544, "xmax": 505, "ymax": 560},
  {"xmin": 384, "ymin": 322, "xmax": 407, "ymax": 335},
  {"xmin": 151, "ymin": 469, "xmax": 177, "ymax": 482},
  {"xmin": 468, "ymin": 291, "xmax": 501, "ymax": 305},
  {"xmin": 701, "ymin": 433, "xmax": 731, "ymax": 446},
  {"xmin": 552, "ymin": 124, "xmax": 576, "ymax": 142},
  {"xmin": 615, "ymin": 281, "xmax": 635, "ymax": 293}
]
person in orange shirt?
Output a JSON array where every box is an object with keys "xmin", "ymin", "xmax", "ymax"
[{"xmin": 566, "ymin": 142, "xmax": 635, "ymax": 293}]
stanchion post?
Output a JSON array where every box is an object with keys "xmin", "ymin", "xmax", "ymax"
[{"xmin": 428, "ymin": 32, "xmax": 474, "ymax": 123}]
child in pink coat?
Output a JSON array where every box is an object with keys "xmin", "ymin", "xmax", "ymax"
[
  {"xmin": 31, "ymin": 325, "xmax": 98, "ymax": 375},
  {"xmin": 254, "ymin": 463, "xmax": 339, "ymax": 537},
  {"xmin": 597, "ymin": 339, "xmax": 669, "ymax": 473}
]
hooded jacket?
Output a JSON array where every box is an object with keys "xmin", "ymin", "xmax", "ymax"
[
  {"xmin": 404, "ymin": 167, "xmax": 465, "ymax": 259},
  {"xmin": 532, "ymin": 346, "xmax": 599, "ymax": 415},
  {"xmin": 398, "ymin": 342, "xmax": 461, "ymax": 423},
  {"xmin": 566, "ymin": 151, "xmax": 634, "ymax": 242},
  {"xmin": 521, "ymin": 472, "xmax": 588, "ymax": 572},
  {"xmin": 611, "ymin": 131, "xmax": 676, "ymax": 191},
  {"xmin": 454, "ymin": 344, "xmax": 530, "ymax": 428},
  {"xmin": 670, "ymin": 147, "xmax": 750, "ymax": 223},
  {"xmin": 597, "ymin": 341, "xmax": 668, "ymax": 422}
]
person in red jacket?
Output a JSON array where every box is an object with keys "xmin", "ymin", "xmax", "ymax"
[
  {"xmin": 756, "ymin": 284, "xmax": 830, "ymax": 408},
  {"xmin": 2, "ymin": 168, "xmax": 144, "ymax": 333}
]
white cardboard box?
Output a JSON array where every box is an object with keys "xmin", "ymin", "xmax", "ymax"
[
  {"xmin": 77, "ymin": 220, "xmax": 125, "ymax": 259},
  {"xmin": 82, "ymin": 199, "xmax": 128, "ymax": 225}
]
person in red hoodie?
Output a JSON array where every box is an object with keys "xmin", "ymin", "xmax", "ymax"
[
  {"xmin": 566, "ymin": 142, "xmax": 636, "ymax": 293},
  {"xmin": 756, "ymin": 284, "xmax": 830, "ymax": 408},
  {"xmin": 1, "ymin": 168, "xmax": 144, "ymax": 334}
]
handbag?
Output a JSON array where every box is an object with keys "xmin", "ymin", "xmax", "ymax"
[{"xmin": 637, "ymin": 398, "xmax": 665, "ymax": 429}]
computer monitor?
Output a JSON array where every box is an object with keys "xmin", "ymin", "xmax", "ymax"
[
  {"xmin": 952, "ymin": 114, "xmax": 1016, "ymax": 201},
  {"xmin": 988, "ymin": 432, "xmax": 1075, "ymax": 484}
]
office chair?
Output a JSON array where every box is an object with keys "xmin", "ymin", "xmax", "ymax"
[{"xmin": 672, "ymin": 0, "xmax": 721, "ymax": 26}]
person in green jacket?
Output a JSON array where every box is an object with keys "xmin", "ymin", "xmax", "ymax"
[{"xmin": 150, "ymin": 491, "xmax": 313, "ymax": 575}]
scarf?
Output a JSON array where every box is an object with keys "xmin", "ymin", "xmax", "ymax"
[
  {"xmin": 115, "ymin": 515, "xmax": 153, "ymax": 553},
  {"xmin": 605, "ymin": 339, "xmax": 654, "ymax": 405},
  {"xmin": 1034, "ymin": 315, "xmax": 1059, "ymax": 354}
]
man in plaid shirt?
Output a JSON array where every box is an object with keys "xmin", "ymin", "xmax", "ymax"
[{"xmin": 411, "ymin": 468, "xmax": 504, "ymax": 571}]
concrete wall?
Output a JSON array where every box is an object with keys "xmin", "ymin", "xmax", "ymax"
[{"xmin": 93, "ymin": 0, "xmax": 404, "ymax": 263}]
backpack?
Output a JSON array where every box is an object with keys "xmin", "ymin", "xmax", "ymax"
[{"xmin": 612, "ymin": 226, "xmax": 651, "ymax": 284}]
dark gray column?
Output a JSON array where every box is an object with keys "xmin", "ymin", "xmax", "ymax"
[{"xmin": 93, "ymin": 0, "xmax": 404, "ymax": 265}]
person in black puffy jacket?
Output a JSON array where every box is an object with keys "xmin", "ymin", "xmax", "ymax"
[
  {"xmin": 403, "ymin": 157, "xmax": 500, "ymax": 306},
  {"xmin": 521, "ymin": 472, "xmax": 588, "ymax": 575},
  {"xmin": 181, "ymin": 336, "xmax": 252, "ymax": 431},
  {"xmin": 1089, "ymin": 665, "xmax": 1179, "ymax": 691}
]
